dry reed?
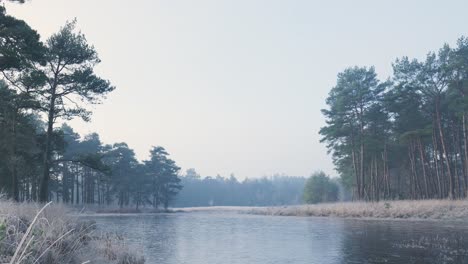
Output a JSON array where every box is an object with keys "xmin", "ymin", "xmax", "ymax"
[
  {"xmin": 249, "ymin": 199, "xmax": 468, "ymax": 220},
  {"xmin": 0, "ymin": 200, "xmax": 144, "ymax": 264}
]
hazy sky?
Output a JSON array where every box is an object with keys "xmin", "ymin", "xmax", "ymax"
[{"xmin": 5, "ymin": 0, "xmax": 468, "ymax": 179}]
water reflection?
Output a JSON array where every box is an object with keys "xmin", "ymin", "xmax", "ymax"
[
  {"xmin": 339, "ymin": 219, "xmax": 468, "ymax": 263},
  {"xmin": 89, "ymin": 212, "xmax": 468, "ymax": 264}
]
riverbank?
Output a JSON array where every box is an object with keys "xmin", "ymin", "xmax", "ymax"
[
  {"xmin": 83, "ymin": 206, "xmax": 260, "ymax": 215},
  {"xmin": 176, "ymin": 206, "xmax": 263, "ymax": 213},
  {"xmin": 0, "ymin": 200, "xmax": 144, "ymax": 263},
  {"xmin": 93, "ymin": 207, "xmax": 174, "ymax": 214},
  {"xmin": 248, "ymin": 200, "xmax": 468, "ymax": 220}
]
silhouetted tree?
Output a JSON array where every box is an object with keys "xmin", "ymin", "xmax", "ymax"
[{"xmin": 36, "ymin": 21, "xmax": 114, "ymax": 202}]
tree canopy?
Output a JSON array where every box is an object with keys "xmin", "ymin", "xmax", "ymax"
[
  {"xmin": 321, "ymin": 37, "xmax": 468, "ymax": 200},
  {"xmin": 0, "ymin": 7, "xmax": 183, "ymax": 207},
  {"xmin": 303, "ymin": 171, "xmax": 338, "ymax": 204}
]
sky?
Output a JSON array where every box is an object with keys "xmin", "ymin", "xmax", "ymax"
[{"xmin": 5, "ymin": 0, "xmax": 468, "ymax": 179}]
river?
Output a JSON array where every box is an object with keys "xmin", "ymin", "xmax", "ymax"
[{"xmin": 90, "ymin": 211, "xmax": 468, "ymax": 264}]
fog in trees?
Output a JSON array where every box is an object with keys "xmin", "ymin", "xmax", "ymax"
[{"xmin": 174, "ymin": 169, "xmax": 306, "ymax": 207}]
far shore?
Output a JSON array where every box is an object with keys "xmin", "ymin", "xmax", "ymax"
[
  {"xmin": 247, "ymin": 199, "xmax": 468, "ymax": 221},
  {"xmin": 80, "ymin": 200, "xmax": 468, "ymax": 221},
  {"xmin": 80, "ymin": 206, "xmax": 261, "ymax": 215}
]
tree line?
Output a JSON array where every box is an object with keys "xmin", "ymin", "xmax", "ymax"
[
  {"xmin": 174, "ymin": 169, "xmax": 306, "ymax": 207},
  {"xmin": 321, "ymin": 37, "xmax": 468, "ymax": 200},
  {"xmin": 0, "ymin": 6, "xmax": 182, "ymax": 208}
]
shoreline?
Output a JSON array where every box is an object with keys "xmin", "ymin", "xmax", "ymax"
[
  {"xmin": 247, "ymin": 200, "xmax": 468, "ymax": 221},
  {"xmin": 61, "ymin": 200, "xmax": 468, "ymax": 223},
  {"xmin": 79, "ymin": 206, "xmax": 262, "ymax": 215},
  {"xmin": 0, "ymin": 201, "xmax": 145, "ymax": 264},
  {"xmin": 79, "ymin": 201, "xmax": 468, "ymax": 222}
]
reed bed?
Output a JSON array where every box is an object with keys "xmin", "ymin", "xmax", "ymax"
[
  {"xmin": 249, "ymin": 200, "xmax": 468, "ymax": 220},
  {"xmin": 0, "ymin": 200, "xmax": 144, "ymax": 264}
]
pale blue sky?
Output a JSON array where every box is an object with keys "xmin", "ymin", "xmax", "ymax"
[{"xmin": 5, "ymin": 0, "xmax": 468, "ymax": 179}]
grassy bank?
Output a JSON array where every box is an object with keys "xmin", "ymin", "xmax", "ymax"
[
  {"xmin": 249, "ymin": 200, "xmax": 468, "ymax": 220},
  {"xmin": 0, "ymin": 200, "xmax": 144, "ymax": 264}
]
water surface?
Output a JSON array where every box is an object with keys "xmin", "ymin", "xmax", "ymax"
[{"xmin": 90, "ymin": 211, "xmax": 468, "ymax": 264}]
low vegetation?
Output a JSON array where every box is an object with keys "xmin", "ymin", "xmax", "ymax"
[
  {"xmin": 249, "ymin": 200, "xmax": 468, "ymax": 220},
  {"xmin": 302, "ymin": 171, "xmax": 339, "ymax": 204},
  {"xmin": 0, "ymin": 200, "xmax": 144, "ymax": 264}
]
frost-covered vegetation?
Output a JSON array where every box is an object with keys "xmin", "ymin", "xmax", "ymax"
[
  {"xmin": 0, "ymin": 200, "xmax": 144, "ymax": 264},
  {"xmin": 250, "ymin": 200, "xmax": 468, "ymax": 220}
]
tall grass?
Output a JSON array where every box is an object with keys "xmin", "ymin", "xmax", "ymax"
[
  {"xmin": 249, "ymin": 199, "xmax": 468, "ymax": 220},
  {"xmin": 0, "ymin": 200, "xmax": 144, "ymax": 264}
]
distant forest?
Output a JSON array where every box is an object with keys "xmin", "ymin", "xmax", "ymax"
[
  {"xmin": 175, "ymin": 170, "xmax": 306, "ymax": 207},
  {"xmin": 321, "ymin": 37, "xmax": 468, "ymax": 201}
]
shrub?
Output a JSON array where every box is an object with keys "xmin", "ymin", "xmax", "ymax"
[{"xmin": 303, "ymin": 171, "xmax": 338, "ymax": 204}]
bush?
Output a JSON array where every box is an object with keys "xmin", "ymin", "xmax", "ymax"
[{"xmin": 303, "ymin": 171, "xmax": 338, "ymax": 204}]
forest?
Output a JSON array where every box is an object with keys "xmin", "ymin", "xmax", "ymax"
[
  {"xmin": 175, "ymin": 169, "xmax": 306, "ymax": 207},
  {"xmin": 0, "ymin": 6, "xmax": 183, "ymax": 208},
  {"xmin": 321, "ymin": 37, "xmax": 468, "ymax": 201},
  {"xmin": 0, "ymin": 4, "xmax": 308, "ymax": 208}
]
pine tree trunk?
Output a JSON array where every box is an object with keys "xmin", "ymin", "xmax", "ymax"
[
  {"xmin": 39, "ymin": 94, "xmax": 56, "ymax": 202},
  {"xmin": 417, "ymin": 137, "xmax": 429, "ymax": 198},
  {"xmin": 453, "ymin": 126, "xmax": 461, "ymax": 198},
  {"xmin": 463, "ymin": 113, "xmax": 468, "ymax": 197},
  {"xmin": 352, "ymin": 149, "xmax": 360, "ymax": 200},
  {"xmin": 432, "ymin": 126, "xmax": 442, "ymax": 198},
  {"xmin": 409, "ymin": 141, "xmax": 417, "ymax": 199},
  {"xmin": 436, "ymin": 100, "xmax": 454, "ymax": 199},
  {"xmin": 11, "ymin": 109, "xmax": 19, "ymax": 201}
]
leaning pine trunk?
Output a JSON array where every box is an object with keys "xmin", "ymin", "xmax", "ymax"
[
  {"xmin": 432, "ymin": 124, "xmax": 442, "ymax": 198},
  {"xmin": 436, "ymin": 100, "xmax": 454, "ymax": 199}
]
